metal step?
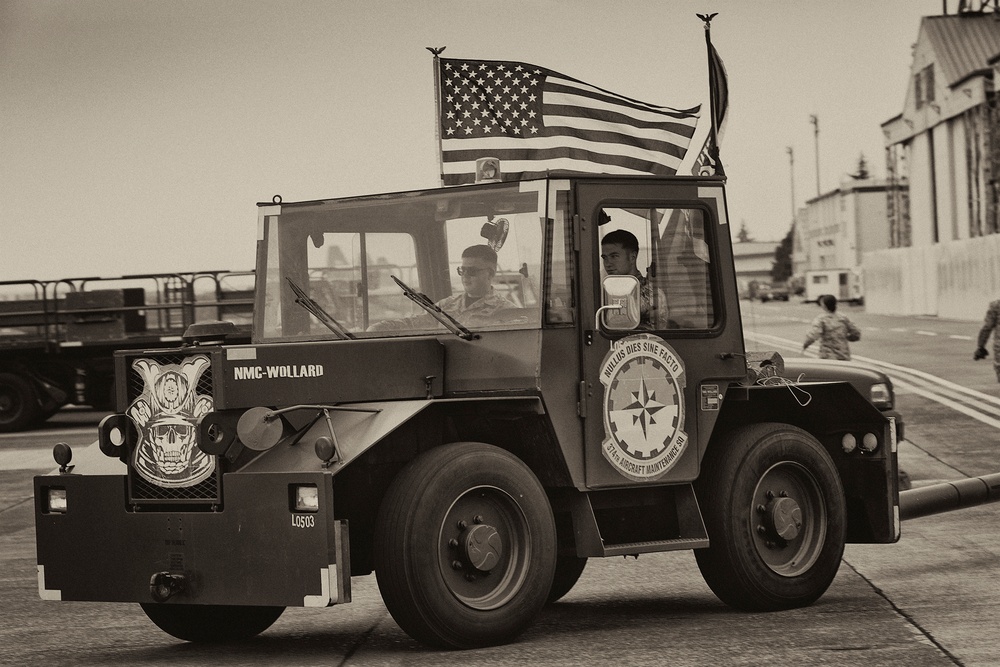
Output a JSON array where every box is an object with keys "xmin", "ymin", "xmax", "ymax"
[{"xmin": 600, "ymin": 536, "xmax": 709, "ymax": 557}]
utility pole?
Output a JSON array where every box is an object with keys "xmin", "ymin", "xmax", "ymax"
[
  {"xmin": 786, "ymin": 146, "xmax": 796, "ymax": 222},
  {"xmin": 810, "ymin": 114, "xmax": 820, "ymax": 195}
]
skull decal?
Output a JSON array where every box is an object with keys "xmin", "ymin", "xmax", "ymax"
[{"xmin": 127, "ymin": 355, "xmax": 214, "ymax": 487}]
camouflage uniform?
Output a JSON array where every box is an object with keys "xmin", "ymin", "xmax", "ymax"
[
  {"xmin": 803, "ymin": 312, "xmax": 861, "ymax": 361},
  {"xmin": 432, "ymin": 289, "xmax": 517, "ymax": 327},
  {"xmin": 976, "ymin": 299, "xmax": 1000, "ymax": 382},
  {"xmin": 638, "ymin": 276, "xmax": 669, "ymax": 330},
  {"xmin": 371, "ymin": 288, "xmax": 515, "ymax": 331}
]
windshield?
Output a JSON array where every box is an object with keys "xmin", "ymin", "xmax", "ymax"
[{"xmin": 257, "ymin": 181, "xmax": 545, "ymax": 342}]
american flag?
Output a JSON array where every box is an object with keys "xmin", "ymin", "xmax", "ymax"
[{"xmin": 437, "ymin": 58, "xmax": 700, "ymax": 185}]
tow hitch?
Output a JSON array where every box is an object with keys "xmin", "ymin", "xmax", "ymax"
[{"xmin": 149, "ymin": 572, "xmax": 186, "ymax": 602}]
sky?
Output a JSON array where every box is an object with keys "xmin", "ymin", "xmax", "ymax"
[{"xmin": 1, "ymin": 0, "xmax": 949, "ymax": 281}]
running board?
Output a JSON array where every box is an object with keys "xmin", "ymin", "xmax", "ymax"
[{"xmin": 601, "ymin": 537, "xmax": 709, "ymax": 556}]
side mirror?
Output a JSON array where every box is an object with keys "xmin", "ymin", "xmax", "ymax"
[{"xmin": 597, "ymin": 275, "xmax": 640, "ymax": 330}]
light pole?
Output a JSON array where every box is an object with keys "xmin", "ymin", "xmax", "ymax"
[
  {"xmin": 810, "ymin": 114, "xmax": 820, "ymax": 195},
  {"xmin": 786, "ymin": 146, "xmax": 795, "ymax": 222}
]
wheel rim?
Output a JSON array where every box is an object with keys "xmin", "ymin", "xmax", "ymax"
[
  {"xmin": 437, "ymin": 484, "xmax": 531, "ymax": 610},
  {"xmin": 749, "ymin": 461, "xmax": 827, "ymax": 577}
]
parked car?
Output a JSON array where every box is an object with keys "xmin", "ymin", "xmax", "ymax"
[{"xmin": 759, "ymin": 282, "xmax": 790, "ymax": 302}]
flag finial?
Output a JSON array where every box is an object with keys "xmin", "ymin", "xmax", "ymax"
[{"xmin": 426, "ymin": 46, "xmax": 446, "ymax": 56}]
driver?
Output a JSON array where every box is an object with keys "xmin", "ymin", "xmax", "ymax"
[
  {"xmin": 370, "ymin": 245, "xmax": 515, "ymax": 330},
  {"xmin": 601, "ymin": 229, "xmax": 669, "ymax": 329}
]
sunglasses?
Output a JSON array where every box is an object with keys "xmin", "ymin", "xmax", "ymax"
[{"xmin": 457, "ymin": 266, "xmax": 490, "ymax": 277}]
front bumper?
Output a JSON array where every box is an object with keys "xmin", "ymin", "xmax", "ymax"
[{"xmin": 34, "ymin": 471, "xmax": 350, "ymax": 607}]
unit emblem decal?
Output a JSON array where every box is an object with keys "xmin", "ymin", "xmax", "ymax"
[
  {"xmin": 127, "ymin": 355, "xmax": 214, "ymax": 487},
  {"xmin": 599, "ymin": 334, "xmax": 687, "ymax": 482}
]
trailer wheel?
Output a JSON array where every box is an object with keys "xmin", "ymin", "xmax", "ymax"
[
  {"xmin": 0, "ymin": 372, "xmax": 40, "ymax": 433},
  {"xmin": 374, "ymin": 442, "xmax": 556, "ymax": 649},
  {"xmin": 139, "ymin": 603, "xmax": 284, "ymax": 642},
  {"xmin": 547, "ymin": 555, "xmax": 587, "ymax": 603},
  {"xmin": 694, "ymin": 423, "xmax": 845, "ymax": 611}
]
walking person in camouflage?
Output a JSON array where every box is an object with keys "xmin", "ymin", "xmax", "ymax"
[
  {"xmin": 802, "ymin": 294, "xmax": 861, "ymax": 361},
  {"xmin": 974, "ymin": 298, "xmax": 1000, "ymax": 382}
]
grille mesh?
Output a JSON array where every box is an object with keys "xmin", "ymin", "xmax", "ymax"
[{"xmin": 124, "ymin": 351, "xmax": 222, "ymax": 507}]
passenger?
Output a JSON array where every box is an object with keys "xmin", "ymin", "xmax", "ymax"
[
  {"xmin": 370, "ymin": 244, "xmax": 515, "ymax": 331},
  {"xmin": 600, "ymin": 229, "xmax": 668, "ymax": 329},
  {"xmin": 802, "ymin": 294, "xmax": 861, "ymax": 360}
]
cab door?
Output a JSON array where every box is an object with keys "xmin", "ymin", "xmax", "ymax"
[{"xmin": 575, "ymin": 178, "xmax": 747, "ymax": 488}]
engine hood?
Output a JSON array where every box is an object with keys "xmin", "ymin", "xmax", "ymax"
[{"xmin": 781, "ymin": 357, "xmax": 893, "ymax": 399}]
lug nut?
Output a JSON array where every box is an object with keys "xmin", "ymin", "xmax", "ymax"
[
  {"xmin": 766, "ymin": 491, "xmax": 774, "ymax": 500},
  {"xmin": 448, "ymin": 538, "xmax": 459, "ymax": 548},
  {"xmin": 451, "ymin": 560, "xmax": 463, "ymax": 570},
  {"xmin": 473, "ymin": 515, "xmax": 483, "ymax": 524},
  {"xmin": 779, "ymin": 490, "xmax": 788, "ymax": 498},
  {"xmin": 465, "ymin": 573, "xmax": 476, "ymax": 582},
  {"xmin": 457, "ymin": 520, "xmax": 468, "ymax": 530},
  {"xmin": 756, "ymin": 504, "xmax": 766, "ymax": 514},
  {"xmin": 757, "ymin": 525, "xmax": 767, "ymax": 535}
]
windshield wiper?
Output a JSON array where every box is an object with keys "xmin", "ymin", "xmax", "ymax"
[
  {"xmin": 285, "ymin": 276, "xmax": 356, "ymax": 340},
  {"xmin": 390, "ymin": 275, "xmax": 476, "ymax": 340}
]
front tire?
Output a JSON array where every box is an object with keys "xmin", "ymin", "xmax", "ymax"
[
  {"xmin": 694, "ymin": 423, "xmax": 846, "ymax": 611},
  {"xmin": 547, "ymin": 555, "xmax": 587, "ymax": 603},
  {"xmin": 374, "ymin": 442, "xmax": 557, "ymax": 649},
  {"xmin": 139, "ymin": 603, "xmax": 284, "ymax": 642}
]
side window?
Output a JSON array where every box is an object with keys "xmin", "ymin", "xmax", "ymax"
[{"xmin": 599, "ymin": 207, "xmax": 714, "ymax": 330}]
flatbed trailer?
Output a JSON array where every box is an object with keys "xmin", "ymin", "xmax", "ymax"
[{"xmin": 0, "ymin": 270, "xmax": 253, "ymax": 431}]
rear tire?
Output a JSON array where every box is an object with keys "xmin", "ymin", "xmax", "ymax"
[
  {"xmin": 374, "ymin": 442, "xmax": 556, "ymax": 649},
  {"xmin": 139, "ymin": 603, "xmax": 284, "ymax": 642},
  {"xmin": 0, "ymin": 372, "xmax": 40, "ymax": 433},
  {"xmin": 694, "ymin": 423, "xmax": 845, "ymax": 611}
]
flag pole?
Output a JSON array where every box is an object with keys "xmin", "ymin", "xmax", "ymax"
[
  {"xmin": 696, "ymin": 13, "xmax": 725, "ymax": 178},
  {"xmin": 426, "ymin": 46, "xmax": 446, "ymax": 186}
]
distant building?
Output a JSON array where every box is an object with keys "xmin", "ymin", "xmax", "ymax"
[
  {"xmin": 732, "ymin": 240, "xmax": 779, "ymax": 298},
  {"xmin": 873, "ymin": 9, "xmax": 1000, "ymax": 318},
  {"xmin": 793, "ymin": 176, "xmax": 897, "ymax": 280}
]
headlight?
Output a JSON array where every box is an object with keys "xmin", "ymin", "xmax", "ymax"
[
  {"xmin": 45, "ymin": 487, "xmax": 68, "ymax": 514},
  {"xmin": 869, "ymin": 382, "xmax": 892, "ymax": 409},
  {"xmin": 292, "ymin": 484, "xmax": 319, "ymax": 512}
]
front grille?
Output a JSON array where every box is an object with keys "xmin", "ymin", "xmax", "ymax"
[
  {"xmin": 122, "ymin": 350, "xmax": 223, "ymax": 507},
  {"xmin": 129, "ymin": 472, "xmax": 220, "ymax": 505}
]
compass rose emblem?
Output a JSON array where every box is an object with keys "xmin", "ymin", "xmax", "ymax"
[{"xmin": 599, "ymin": 334, "xmax": 688, "ymax": 481}]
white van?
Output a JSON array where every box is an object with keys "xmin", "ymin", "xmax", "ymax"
[{"xmin": 804, "ymin": 268, "xmax": 863, "ymax": 304}]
